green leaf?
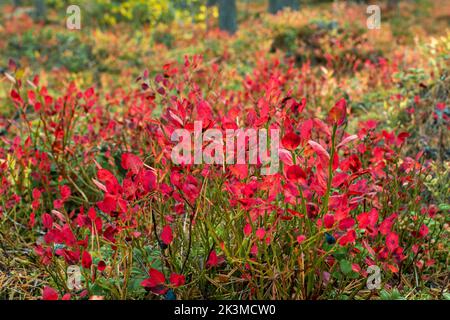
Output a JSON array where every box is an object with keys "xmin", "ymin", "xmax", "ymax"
[
  {"xmin": 380, "ymin": 289, "xmax": 390, "ymax": 300},
  {"xmin": 332, "ymin": 271, "xmax": 342, "ymax": 280},
  {"xmin": 340, "ymin": 259, "xmax": 352, "ymax": 275},
  {"xmin": 333, "ymin": 247, "xmax": 348, "ymax": 261}
]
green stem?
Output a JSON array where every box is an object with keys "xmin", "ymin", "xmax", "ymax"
[{"xmin": 322, "ymin": 124, "xmax": 337, "ymax": 216}]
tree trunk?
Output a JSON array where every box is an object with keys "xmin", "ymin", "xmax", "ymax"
[
  {"xmin": 207, "ymin": 0, "xmax": 218, "ymax": 6},
  {"xmin": 387, "ymin": 0, "xmax": 399, "ymax": 10},
  {"xmin": 269, "ymin": 0, "xmax": 281, "ymax": 14},
  {"xmin": 269, "ymin": 0, "xmax": 299, "ymax": 14},
  {"xmin": 218, "ymin": 0, "xmax": 237, "ymax": 34},
  {"xmin": 284, "ymin": 0, "xmax": 299, "ymax": 11},
  {"xmin": 34, "ymin": 0, "xmax": 46, "ymax": 22}
]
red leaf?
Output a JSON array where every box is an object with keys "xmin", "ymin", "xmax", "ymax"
[
  {"xmin": 206, "ymin": 250, "xmax": 218, "ymax": 268},
  {"xmin": 281, "ymin": 132, "xmax": 301, "ymax": 151},
  {"xmin": 308, "ymin": 140, "xmax": 330, "ymax": 162},
  {"xmin": 97, "ymin": 194, "xmax": 117, "ymax": 214},
  {"xmin": 352, "ymin": 263, "xmax": 361, "ymax": 273},
  {"xmin": 141, "ymin": 268, "xmax": 167, "ymax": 294},
  {"xmin": 29, "ymin": 212, "xmax": 36, "ymax": 228},
  {"xmin": 121, "ymin": 153, "xmax": 143, "ymax": 175},
  {"xmin": 42, "ymin": 286, "xmax": 58, "ymax": 300},
  {"xmin": 286, "ymin": 165, "xmax": 306, "ymax": 181},
  {"xmin": 42, "ymin": 213, "xmax": 53, "ymax": 229},
  {"xmin": 387, "ymin": 264, "xmax": 399, "ymax": 273},
  {"xmin": 324, "ymin": 214, "xmax": 335, "ymax": 229},
  {"xmin": 60, "ymin": 185, "xmax": 71, "ymax": 201},
  {"xmin": 338, "ymin": 217, "xmax": 355, "ymax": 231},
  {"xmin": 32, "ymin": 75, "xmax": 40, "ymax": 87},
  {"xmin": 141, "ymin": 169, "xmax": 157, "ymax": 193},
  {"xmin": 8, "ymin": 58, "xmax": 17, "ymax": 71},
  {"xmin": 87, "ymin": 207, "xmax": 97, "ymax": 220},
  {"xmin": 328, "ymin": 98, "xmax": 347, "ymax": 126},
  {"xmin": 419, "ymin": 224, "xmax": 429, "ymax": 238},
  {"xmin": 357, "ymin": 212, "xmax": 369, "ymax": 229},
  {"xmin": 338, "ymin": 230, "xmax": 356, "ymax": 246},
  {"xmin": 81, "ymin": 251, "xmax": 92, "ymax": 269},
  {"xmin": 34, "ymin": 102, "xmax": 42, "ymax": 112},
  {"xmin": 337, "ymin": 135, "xmax": 358, "ymax": 149},
  {"xmin": 296, "ymin": 235, "xmax": 306, "ymax": 244},
  {"xmin": 243, "ymin": 223, "xmax": 252, "ymax": 236},
  {"xmin": 161, "ymin": 225, "xmax": 173, "ymax": 245},
  {"xmin": 97, "ymin": 261, "xmax": 106, "ymax": 272},
  {"xmin": 149, "ymin": 268, "xmax": 166, "ymax": 285},
  {"xmin": 62, "ymin": 293, "xmax": 71, "ymax": 300},
  {"xmin": 300, "ymin": 119, "xmax": 313, "ymax": 140},
  {"xmin": 97, "ymin": 169, "xmax": 120, "ymax": 194},
  {"xmin": 386, "ymin": 232, "xmax": 399, "ymax": 252},
  {"xmin": 92, "ymin": 178, "xmax": 108, "ymax": 193},
  {"xmin": 84, "ymin": 87, "xmax": 95, "ymax": 99},
  {"xmin": 27, "ymin": 90, "xmax": 36, "ymax": 105},
  {"xmin": 169, "ymin": 273, "xmax": 186, "ymax": 287},
  {"xmin": 10, "ymin": 89, "xmax": 23, "ymax": 104},
  {"xmin": 255, "ymin": 228, "xmax": 266, "ymax": 240},
  {"xmin": 229, "ymin": 164, "xmax": 248, "ymax": 180},
  {"xmin": 332, "ymin": 172, "xmax": 348, "ymax": 188}
]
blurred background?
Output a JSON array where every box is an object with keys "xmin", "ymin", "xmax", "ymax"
[
  {"xmin": 0, "ymin": 0, "xmax": 449, "ymax": 121},
  {"xmin": 1, "ymin": 1, "xmax": 448, "ymax": 82},
  {"xmin": 0, "ymin": 1, "xmax": 449, "ymax": 300}
]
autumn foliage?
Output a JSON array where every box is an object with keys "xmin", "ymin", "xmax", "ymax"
[{"xmin": 0, "ymin": 1, "xmax": 448, "ymax": 301}]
